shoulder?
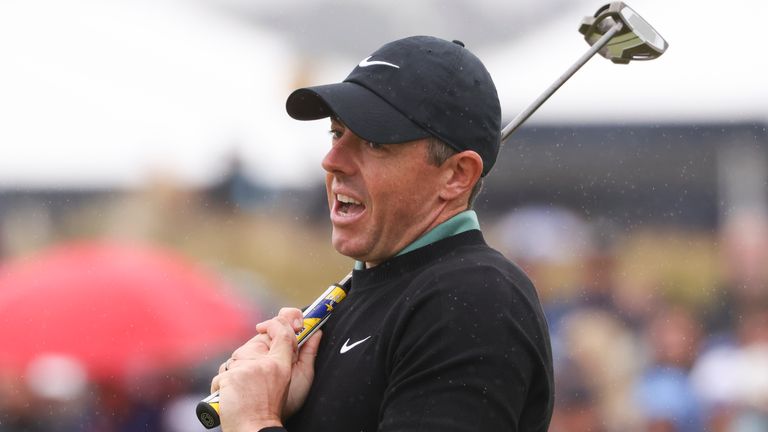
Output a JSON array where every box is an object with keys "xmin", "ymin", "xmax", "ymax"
[
  {"xmin": 392, "ymin": 238, "xmax": 548, "ymax": 342},
  {"xmin": 410, "ymin": 239, "xmax": 539, "ymax": 310},
  {"xmin": 382, "ymin": 236, "xmax": 553, "ymax": 406}
]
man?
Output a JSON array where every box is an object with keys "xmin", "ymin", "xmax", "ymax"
[{"xmin": 210, "ymin": 35, "xmax": 553, "ymax": 432}]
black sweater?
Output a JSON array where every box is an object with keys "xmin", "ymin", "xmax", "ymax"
[{"xmin": 285, "ymin": 230, "xmax": 553, "ymax": 431}]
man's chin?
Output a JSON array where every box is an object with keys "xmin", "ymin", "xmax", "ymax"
[{"xmin": 331, "ymin": 234, "xmax": 366, "ymax": 261}]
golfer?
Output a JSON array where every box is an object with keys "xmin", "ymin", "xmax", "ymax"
[{"xmin": 210, "ymin": 35, "xmax": 553, "ymax": 432}]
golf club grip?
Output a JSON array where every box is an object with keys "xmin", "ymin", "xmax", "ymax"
[{"xmin": 195, "ymin": 272, "xmax": 353, "ymax": 429}]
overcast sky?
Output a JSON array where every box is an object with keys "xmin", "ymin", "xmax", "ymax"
[{"xmin": 1, "ymin": 0, "xmax": 765, "ymax": 189}]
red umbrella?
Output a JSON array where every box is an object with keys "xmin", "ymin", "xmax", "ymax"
[{"xmin": 0, "ymin": 241, "xmax": 257, "ymax": 380}]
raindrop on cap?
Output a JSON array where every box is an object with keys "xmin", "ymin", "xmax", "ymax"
[{"xmin": 452, "ymin": 40, "xmax": 465, "ymax": 47}]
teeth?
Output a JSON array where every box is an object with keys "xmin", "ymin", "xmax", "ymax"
[{"xmin": 337, "ymin": 194, "xmax": 362, "ymax": 205}]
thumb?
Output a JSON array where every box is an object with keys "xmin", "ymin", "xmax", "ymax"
[{"xmin": 297, "ymin": 330, "xmax": 322, "ymax": 367}]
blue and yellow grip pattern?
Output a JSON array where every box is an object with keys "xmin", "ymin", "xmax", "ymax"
[{"xmin": 195, "ymin": 274, "xmax": 351, "ymax": 429}]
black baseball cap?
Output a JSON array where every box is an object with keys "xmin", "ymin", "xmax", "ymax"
[{"xmin": 285, "ymin": 35, "xmax": 501, "ymax": 176}]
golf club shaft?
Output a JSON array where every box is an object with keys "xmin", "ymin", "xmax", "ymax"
[{"xmin": 500, "ymin": 21, "xmax": 623, "ymax": 143}]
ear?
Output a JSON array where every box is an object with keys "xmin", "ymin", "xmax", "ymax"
[{"xmin": 438, "ymin": 150, "xmax": 483, "ymax": 203}]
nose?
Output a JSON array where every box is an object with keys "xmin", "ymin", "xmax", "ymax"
[{"xmin": 321, "ymin": 134, "xmax": 357, "ymax": 176}]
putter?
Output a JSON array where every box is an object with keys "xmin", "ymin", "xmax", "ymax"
[
  {"xmin": 501, "ymin": 1, "xmax": 668, "ymax": 142},
  {"xmin": 196, "ymin": 2, "xmax": 667, "ymax": 428}
]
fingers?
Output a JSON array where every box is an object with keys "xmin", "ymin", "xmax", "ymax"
[
  {"xmin": 294, "ymin": 330, "xmax": 322, "ymax": 377},
  {"xmin": 257, "ymin": 308, "xmax": 304, "ymax": 334},
  {"xmin": 298, "ymin": 330, "xmax": 322, "ymax": 364},
  {"xmin": 232, "ymin": 333, "xmax": 271, "ymax": 360},
  {"xmin": 252, "ymin": 308, "xmax": 303, "ymax": 363},
  {"xmin": 264, "ymin": 315, "xmax": 300, "ymax": 362},
  {"xmin": 278, "ymin": 307, "xmax": 305, "ymax": 332},
  {"xmin": 212, "ymin": 357, "xmax": 233, "ymax": 393},
  {"xmin": 211, "ymin": 308, "xmax": 305, "ymax": 394},
  {"xmin": 229, "ymin": 313, "xmax": 299, "ymax": 365}
]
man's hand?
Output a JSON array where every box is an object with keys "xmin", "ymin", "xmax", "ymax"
[{"xmin": 210, "ymin": 308, "xmax": 323, "ymax": 432}]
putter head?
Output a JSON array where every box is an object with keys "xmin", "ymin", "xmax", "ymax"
[{"xmin": 579, "ymin": 2, "xmax": 668, "ymax": 64}]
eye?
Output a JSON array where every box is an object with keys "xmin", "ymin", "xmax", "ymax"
[
  {"xmin": 328, "ymin": 128, "xmax": 343, "ymax": 140},
  {"xmin": 367, "ymin": 141, "xmax": 384, "ymax": 150}
]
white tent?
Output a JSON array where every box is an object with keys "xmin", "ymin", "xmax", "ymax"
[
  {"xmin": 0, "ymin": 0, "xmax": 330, "ymax": 188},
  {"xmin": 2, "ymin": 0, "xmax": 765, "ymax": 189}
]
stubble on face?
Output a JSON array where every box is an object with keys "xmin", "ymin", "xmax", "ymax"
[{"xmin": 323, "ymin": 123, "xmax": 447, "ymax": 267}]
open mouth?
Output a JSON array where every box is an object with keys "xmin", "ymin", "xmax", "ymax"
[{"xmin": 336, "ymin": 193, "xmax": 365, "ymax": 216}]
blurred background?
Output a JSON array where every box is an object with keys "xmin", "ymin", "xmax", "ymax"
[{"xmin": 1, "ymin": 0, "xmax": 767, "ymax": 430}]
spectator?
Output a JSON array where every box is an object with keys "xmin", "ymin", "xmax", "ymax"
[
  {"xmin": 560, "ymin": 309, "xmax": 643, "ymax": 431},
  {"xmin": 550, "ymin": 361, "xmax": 605, "ymax": 432},
  {"xmin": 705, "ymin": 209, "xmax": 768, "ymax": 345},
  {"xmin": 692, "ymin": 307, "xmax": 768, "ymax": 431},
  {"xmin": 634, "ymin": 305, "xmax": 705, "ymax": 432}
]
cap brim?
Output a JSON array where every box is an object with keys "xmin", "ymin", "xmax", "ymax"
[{"xmin": 285, "ymin": 82, "xmax": 430, "ymax": 144}]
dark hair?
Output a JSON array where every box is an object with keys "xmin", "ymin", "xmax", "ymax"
[{"xmin": 425, "ymin": 138, "xmax": 484, "ymax": 208}]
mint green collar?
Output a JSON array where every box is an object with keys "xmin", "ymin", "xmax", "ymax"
[{"xmin": 354, "ymin": 210, "xmax": 480, "ymax": 270}]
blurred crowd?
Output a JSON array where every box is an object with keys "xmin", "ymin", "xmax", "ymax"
[
  {"xmin": 0, "ymin": 361, "xmax": 221, "ymax": 432},
  {"xmin": 1, "ymin": 201, "xmax": 767, "ymax": 432},
  {"xmin": 497, "ymin": 206, "xmax": 768, "ymax": 432}
]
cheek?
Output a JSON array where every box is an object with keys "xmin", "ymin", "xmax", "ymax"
[
  {"xmin": 324, "ymin": 174, "xmax": 334, "ymax": 207},
  {"xmin": 376, "ymin": 178, "xmax": 430, "ymax": 221}
]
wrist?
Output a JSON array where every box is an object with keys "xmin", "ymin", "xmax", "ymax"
[
  {"xmin": 251, "ymin": 418, "xmax": 284, "ymax": 432},
  {"xmin": 224, "ymin": 416, "xmax": 283, "ymax": 432},
  {"xmin": 251, "ymin": 416, "xmax": 284, "ymax": 432}
]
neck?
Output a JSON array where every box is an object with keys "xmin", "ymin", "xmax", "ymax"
[{"xmin": 363, "ymin": 206, "xmax": 474, "ymax": 269}]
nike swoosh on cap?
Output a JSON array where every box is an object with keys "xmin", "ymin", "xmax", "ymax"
[
  {"xmin": 339, "ymin": 335, "xmax": 372, "ymax": 354},
  {"xmin": 358, "ymin": 56, "xmax": 400, "ymax": 69}
]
